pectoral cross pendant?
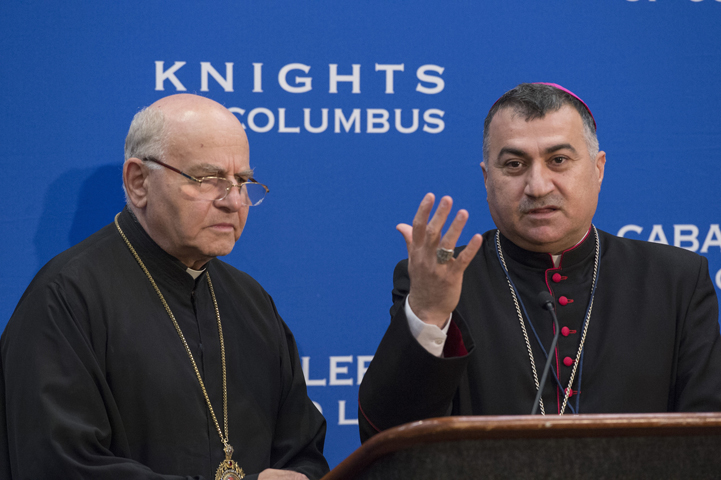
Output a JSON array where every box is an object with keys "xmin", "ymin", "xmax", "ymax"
[{"xmin": 215, "ymin": 444, "xmax": 245, "ymax": 480}]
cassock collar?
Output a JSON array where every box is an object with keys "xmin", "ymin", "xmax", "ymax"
[
  {"xmin": 499, "ymin": 226, "xmax": 596, "ymax": 270},
  {"xmin": 117, "ymin": 207, "xmax": 202, "ymax": 292}
]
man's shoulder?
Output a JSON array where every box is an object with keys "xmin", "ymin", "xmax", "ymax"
[
  {"xmin": 598, "ymin": 228, "xmax": 705, "ymax": 264},
  {"xmin": 24, "ymin": 222, "xmax": 121, "ymax": 294},
  {"xmin": 4, "ymin": 221, "xmax": 122, "ymax": 342},
  {"xmin": 597, "ymin": 228, "xmax": 708, "ymax": 282},
  {"xmin": 207, "ymin": 259, "xmax": 268, "ymax": 296}
]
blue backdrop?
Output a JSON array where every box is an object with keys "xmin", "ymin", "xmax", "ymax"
[{"xmin": 2, "ymin": 0, "xmax": 721, "ymax": 469}]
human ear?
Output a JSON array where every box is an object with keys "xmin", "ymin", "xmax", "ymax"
[
  {"xmin": 595, "ymin": 151, "xmax": 606, "ymax": 187},
  {"xmin": 123, "ymin": 158, "xmax": 149, "ymax": 208}
]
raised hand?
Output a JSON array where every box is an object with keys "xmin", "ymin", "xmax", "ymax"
[{"xmin": 396, "ymin": 193, "xmax": 483, "ymax": 328}]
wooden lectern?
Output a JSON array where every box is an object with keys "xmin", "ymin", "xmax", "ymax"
[{"xmin": 322, "ymin": 413, "xmax": 721, "ymax": 480}]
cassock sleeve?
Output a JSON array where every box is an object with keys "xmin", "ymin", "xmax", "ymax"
[
  {"xmin": 0, "ymin": 352, "xmax": 13, "ymax": 479},
  {"xmin": 671, "ymin": 255, "xmax": 721, "ymax": 411},
  {"xmin": 0, "ymin": 279, "xmax": 202, "ymax": 479},
  {"xmin": 357, "ymin": 259, "xmax": 474, "ymax": 443},
  {"xmin": 263, "ymin": 314, "xmax": 329, "ymax": 480}
]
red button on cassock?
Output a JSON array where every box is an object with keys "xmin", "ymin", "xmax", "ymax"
[
  {"xmin": 566, "ymin": 388, "xmax": 574, "ymax": 397},
  {"xmin": 563, "ymin": 356, "xmax": 574, "ymax": 367},
  {"xmin": 561, "ymin": 326, "xmax": 570, "ymax": 337},
  {"xmin": 558, "ymin": 296, "xmax": 569, "ymax": 306},
  {"xmin": 552, "ymin": 273, "xmax": 562, "ymax": 283}
]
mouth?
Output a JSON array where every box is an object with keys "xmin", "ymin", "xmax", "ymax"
[
  {"xmin": 209, "ymin": 223, "xmax": 236, "ymax": 232},
  {"xmin": 525, "ymin": 206, "xmax": 560, "ymax": 217}
]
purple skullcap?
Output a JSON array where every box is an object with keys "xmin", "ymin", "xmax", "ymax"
[{"xmin": 532, "ymin": 82, "xmax": 596, "ymax": 130}]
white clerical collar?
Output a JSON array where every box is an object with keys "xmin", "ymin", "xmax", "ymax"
[
  {"xmin": 186, "ymin": 267, "xmax": 205, "ymax": 279},
  {"xmin": 551, "ymin": 255, "xmax": 562, "ymax": 268}
]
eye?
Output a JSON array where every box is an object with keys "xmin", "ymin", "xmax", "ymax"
[
  {"xmin": 549, "ymin": 156, "xmax": 567, "ymax": 166},
  {"xmin": 501, "ymin": 159, "xmax": 527, "ymax": 175}
]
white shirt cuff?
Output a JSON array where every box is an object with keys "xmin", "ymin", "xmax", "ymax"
[{"xmin": 405, "ymin": 296, "xmax": 452, "ymax": 358}]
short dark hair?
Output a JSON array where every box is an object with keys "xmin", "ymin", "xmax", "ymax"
[{"xmin": 482, "ymin": 83, "xmax": 599, "ymax": 161}]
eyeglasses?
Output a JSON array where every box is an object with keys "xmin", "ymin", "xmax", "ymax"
[{"xmin": 143, "ymin": 157, "xmax": 269, "ymax": 206}]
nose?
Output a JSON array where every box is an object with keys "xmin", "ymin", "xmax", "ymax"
[
  {"xmin": 215, "ymin": 184, "xmax": 248, "ymax": 211},
  {"xmin": 524, "ymin": 163, "xmax": 555, "ymax": 198}
]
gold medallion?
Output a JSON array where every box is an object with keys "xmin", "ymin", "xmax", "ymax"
[
  {"xmin": 215, "ymin": 461, "xmax": 244, "ymax": 480},
  {"xmin": 215, "ymin": 444, "xmax": 244, "ymax": 480}
]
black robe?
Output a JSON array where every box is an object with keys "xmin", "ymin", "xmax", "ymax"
[
  {"xmin": 0, "ymin": 208, "xmax": 329, "ymax": 479},
  {"xmin": 358, "ymin": 228, "xmax": 721, "ymax": 442}
]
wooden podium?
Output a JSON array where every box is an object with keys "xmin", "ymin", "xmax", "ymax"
[{"xmin": 322, "ymin": 413, "xmax": 721, "ymax": 480}]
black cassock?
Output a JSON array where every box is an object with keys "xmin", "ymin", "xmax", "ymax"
[
  {"xmin": 0, "ymin": 208, "xmax": 328, "ymax": 479},
  {"xmin": 359, "ymin": 228, "xmax": 721, "ymax": 442}
]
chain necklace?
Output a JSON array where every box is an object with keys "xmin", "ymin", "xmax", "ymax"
[
  {"xmin": 495, "ymin": 227, "xmax": 600, "ymax": 415},
  {"xmin": 115, "ymin": 213, "xmax": 245, "ymax": 480}
]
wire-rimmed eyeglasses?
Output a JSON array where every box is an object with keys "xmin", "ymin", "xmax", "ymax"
[{"xmin": 143, "ymin": 157, "xmax": 269, "ymax": 206}]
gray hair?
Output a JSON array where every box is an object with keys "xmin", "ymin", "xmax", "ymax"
[
  {"xmin": 123, "ymin": 106, "xmax": 166, "ymax": 204},
  {"xmin": 124, "ymin": 106, "xmax": 167, "ymax": 163},
  {"xmin": 482, "ymin": 83, "xmax": 599, "ymax": 161}
]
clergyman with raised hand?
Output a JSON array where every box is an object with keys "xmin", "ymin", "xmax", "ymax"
[
  {"xmin": 358, "ymin": 82, "xmax": 721, "ymax": 441},
  {"xmin": 1, "ymin": 94, "xmax": 328, "ymax": 479}
]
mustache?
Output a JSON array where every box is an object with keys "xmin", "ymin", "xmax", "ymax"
[{"xmin": 519, "ymin": 196, "xmax": 563, "ymax": 214}]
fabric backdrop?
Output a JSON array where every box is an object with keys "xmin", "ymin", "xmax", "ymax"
[{"xmin": 2, "ymin": 0, "xmax": 720, "ymax": 468}]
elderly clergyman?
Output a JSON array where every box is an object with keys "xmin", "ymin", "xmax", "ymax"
[
  {"xmin": 358, "ymin": 83, "xmax": 721, "ymax": 441},
  {"xmin": 0, "ymin": 94, "xmax": 328, "ymax": 479}
]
